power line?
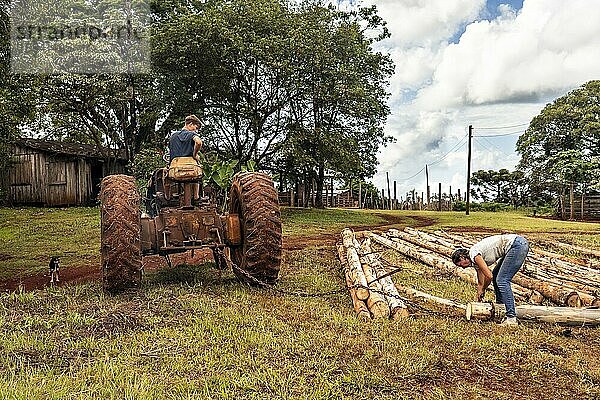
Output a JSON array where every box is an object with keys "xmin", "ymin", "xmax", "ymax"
[
  {"xmin": 476, "ymin": 137, "xmax": 516, "ymax": 158},
  {"xmin": 393, "ymin": 133, "xmax": 468, "ymax": 182},
  {"xmin": 428, "ymin": 134, "xmax": 468, "ymax": 167},
  {"xmin": 475, "ymin": 122, "xmax": 529, "ymax": 130},
  {"xmin": 474, "ymin": 130, "xmax": 526, "ymax": 138},
  {"xmin": 395, "ymin": 166, "xmax": 426, "ymax": 182}
]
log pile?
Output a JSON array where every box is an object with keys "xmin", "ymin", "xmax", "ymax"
[
  {"xmin": 338, "ymin": 228, "xmax": 409, "ymax": 320},
  {"xmin": 371, "ymin": 228, "xmax": 600, "ymax": 308},
  {"xmin": 430, "ymin": 229, "xmax": 600, "ymax": 307},
  {"xmin": 337, "ymin": 226, "xmax": 600, "ymax": 326}
]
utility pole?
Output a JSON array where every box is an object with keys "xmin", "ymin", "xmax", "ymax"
[
  {"xmin": 358, "ymin": 181, "xmax": 362, "ymax": 209},
  {"xmin": 426, "ymin": 164, "xmax": 430, "ymax": 205},
  {"xmin": 393, "ymin": 181, "xmax": 397, "ymax": 210},
  {"xmin": 466, "ymin": 125, "xmax": 473, "ymax": 215},
  {"xmin": 386, "ymin": 172, "xmax": 391, "ymax": 210}
]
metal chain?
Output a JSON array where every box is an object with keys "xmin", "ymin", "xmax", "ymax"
[
  {"xmin": 231, "ymin": 263, "xmax": 348, "ymax": 297},
  {"xmin": 230, "ymin": 259, "xmax": 452, "ymax": 316}
]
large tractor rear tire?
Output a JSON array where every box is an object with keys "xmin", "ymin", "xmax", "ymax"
[
  {"xmin": 99, "ymin": 175, "xmax": 142, "ymax": 294},
  {"xmin": 228, "ymin": 172, "xmax": 282, "ymax": 285}
]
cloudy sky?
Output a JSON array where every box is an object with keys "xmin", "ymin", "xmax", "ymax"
[{"xmin": 343, "ymin": 0, "xmax": 600, "ymax": 200}]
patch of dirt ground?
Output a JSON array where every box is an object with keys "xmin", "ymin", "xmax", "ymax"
[
  {"xmin": 1, "ymin": 212, "xmax": 436, "ymax": 292},
  {"xmin": 283, "ymin": 213, "xmax": 436, "ymax": 250},
  {"xmin": 0, "ymin": 251, "xmax": 213, "ymax": 293}
]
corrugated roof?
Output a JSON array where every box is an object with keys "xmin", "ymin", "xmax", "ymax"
[{"xmin": 17, "ymin": 138, "xmax": 128, "ymax": 161}]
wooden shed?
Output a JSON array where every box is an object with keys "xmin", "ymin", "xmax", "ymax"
[
  {"xmin": 7, "ymin": 138, "xmax": 128, "ymax": 207},
  {"xmin": 560, "ymin": 193, "xmax": 600, "ymax": 220}
]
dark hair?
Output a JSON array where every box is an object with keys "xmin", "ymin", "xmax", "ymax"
[{"xmin": 451, "ymin": 248, "xmax": 469, "ymax": 265}]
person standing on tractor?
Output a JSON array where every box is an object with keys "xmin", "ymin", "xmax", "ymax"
[
  {"xmin": 164, "ymin": 115, "xmax": 204, "ymax": 201},
  {"xmin": 451, "ymin": 234, "xmax": 529, "ymax": 326}
]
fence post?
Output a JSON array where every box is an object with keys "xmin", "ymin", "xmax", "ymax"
[{"xmin": 393, "ymin": 180, "xmax": 397, "ymax": 210}]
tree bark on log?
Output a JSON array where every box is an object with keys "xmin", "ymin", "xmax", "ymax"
[
  {"xmin": 466, "ymin": 302, "xmax": 600, "ymax": 326},
  {"xmin": 396, "ymin": 284, "xmax": 466, "ymax": 310},
  {"xmin": 389, "ymin": 231, "xmax": 454, "ymax": 257},
  {"xmin": 369, "ymin": 232, "xmax": 479, "ymax": 284},
  {"xmin": 337, "ymin": 244, "xmax": 370, "ymax": 321},
  {"xmin": 402, "ymin": 227, "xmax": 458, "ymax": 249},
  {"xmin": 545, "ymin": 240, "xmax": 600, "ymax": 259},
  {"xmin": 510, "ymin": 273, "xmax": 581, "ymax": 307},
  {"xmin": 360, "ymin": 238, "xmax": 408, "ymax": 319},
  {"xmin": 341, "ymin": 228, "xmax": 369, "ymax": 300},
  {"xmin": 359, "ymin": 254, "xmax": 390, "ymax": 319}
]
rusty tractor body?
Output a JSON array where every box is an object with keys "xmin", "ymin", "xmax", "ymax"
[{"xmin": 99, "ymin": 160, "xmax": 282, "ymax": 293}]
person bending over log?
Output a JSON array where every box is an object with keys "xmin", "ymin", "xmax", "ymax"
[{"xmin": 452, "ymin": 234, "xmax": 529, "ymax": 326}]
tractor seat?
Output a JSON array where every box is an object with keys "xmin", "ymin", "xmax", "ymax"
[{"xmin": 167, "ymin": 156, "xmax": 203, "ymax": 182}]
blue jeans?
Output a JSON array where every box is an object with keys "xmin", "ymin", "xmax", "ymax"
[{"xmin": 492, "ymin": 236, "xmax": 529, "ymax": 318}]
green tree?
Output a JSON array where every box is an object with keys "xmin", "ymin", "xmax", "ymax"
[
  {"xmin": 152, "ymin": 0, "xmax": 298, "ymax": 165},
  {"xmin": 282, "ymin": 2, "xmax": 393, "ymax": 208},
  {"xmin": 470, "ymin": 168, "xmax": 527, "ymax": 207},
  {"xmin": 0, "ymin": 1, "xmax": 40, "ymax": 200},
  {"xmin": 517, "ymin": 80, "xmax": 600, "ymax": 205},
  {"xmin": 36, "ymin": 73, "xmax": 165, "ymax": 161}
]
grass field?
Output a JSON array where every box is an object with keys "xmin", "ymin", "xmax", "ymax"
[{"xmin": 1, "ymin": 207, "xmax": 600, "ymax": 399}]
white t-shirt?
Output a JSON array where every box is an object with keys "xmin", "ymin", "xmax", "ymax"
[{"xmin": 469, "ymin": 234, "xmax": 518, "ymax": 266}]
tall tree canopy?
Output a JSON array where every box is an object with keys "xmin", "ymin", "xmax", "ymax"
[
  {"xmin": 470, "ymin": 168, "xmax": 527, "ymax": 207},
  {"xmin": 2, "ymin": 0, "xmax": 394, "ymax": 205},
  {"xmin": 152, "ymin": 0, "xmax": 299, "ymax": 165},
  {"xmin": 280, "ymin": 3, "xmax": 393, "ymax": 207},
  {"xmin": 517, "ymin": 80, "xmax": 600, "ymax": 203}
]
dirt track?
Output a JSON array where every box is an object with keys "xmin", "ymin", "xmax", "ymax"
[
  {"xmin": 0, "ymin": 212, "xmax": 435, "ymax": 293},
  {"xmin": 0, "ymin": 251, "xmax": 213, "ymax": 293}
]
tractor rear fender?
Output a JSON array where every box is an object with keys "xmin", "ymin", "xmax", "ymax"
[
  {"xmin": 141, "ymin": 216, "xmax": 158, "ymax": 254},
  {"xmin": 223, "ymin": 214, "xmax": 241, "ymax": 246}
]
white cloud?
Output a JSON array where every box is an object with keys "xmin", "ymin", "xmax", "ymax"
[
  {"xmin": 363, "ymin": 0, "xmax": 600, "ymax": 199},
  {"xmin": 367, "ymin": 0, "xmax": 485, "ymax": 47},
  {"xmin": 417, "ymin": 0, "xmax": 600, "ymax": 108}
]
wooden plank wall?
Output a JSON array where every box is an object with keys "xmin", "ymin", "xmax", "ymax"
[
  {"xmin": 563, "ymin": 195, "xmax": 600, "ymax": 220},
  {"xmin": 9, "ymin": 149, "xmax": 46, "ymax": 204},
  {"xmin": 8, "ymin": 145, "xmax": 96, "ymax": 206}
]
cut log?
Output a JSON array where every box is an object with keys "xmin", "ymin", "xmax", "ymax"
[
  {"xmin": 341, "ymin": 228, "xmax": 369, "ymax": 301},
  {"xmin": 511, "ymin": 273, "xmax": 581, "ymax": 307},
  {"xmin": 390, "ymin": 231, "xmax": 454, "ymax": 257},
  {"xmin": 337, "ymin": 244, "xmax": 370, "ymax": 321},
  {"xmin": 466, "ymin": 302, "xmax": 600, "ymax": 326},
  {"xmin": 394, "ymin": 229, "xmax": 545, "ymax": 305},
  {"xmin": 360, "ymin": 238, "xmax": 408, "ymax": 318},
  {"xmin": 546, "ymin": 240, "xmax": 600, "ymax": 259},
  {"xmin": 396, "ymin": 284, "xmax": 466, "ymax": 310},
  {"xmin": 345, "ymin": 271, "xmax": 371, "ymax": 321},
  {"xmin": 369, "ymin": 232, "xmax": 478, "ymax": 285},
  {"xmin": 520, "ymin": 264, "xmax": 600, "ymax": 306},
  {"xmin": 523, "ymin": 261, "xmax": 600, "ymax": 292},
  {"xmin": 359, "ymin": 254, "xmax": 390, "ymax": 319},
  {"xmin": 402, "ymin": 227, "xmax": 457, "ymax": 249}
]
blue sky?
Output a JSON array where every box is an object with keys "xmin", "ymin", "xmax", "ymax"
[{"xmin": 353, "ymin": 0, "xmax": 600, "ymax": 199}]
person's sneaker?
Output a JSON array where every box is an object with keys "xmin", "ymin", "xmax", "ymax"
[{"xmin": 500, "ymin": 317, "xmax": 518, "ymax": 326}]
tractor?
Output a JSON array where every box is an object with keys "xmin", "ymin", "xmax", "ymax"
[{"xmin": 98, "ymin": 157, "xmax": 282, "ymax": 293}]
